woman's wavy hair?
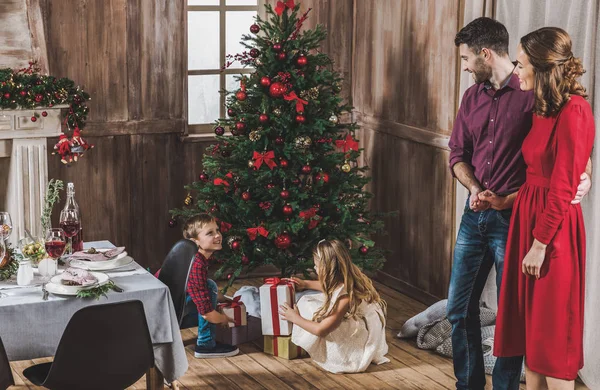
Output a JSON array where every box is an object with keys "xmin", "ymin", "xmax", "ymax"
[
  {"xmin": 311, "ymin": 239, "xmax": 386, "ymax": 322},
  {"xmin": 520, "ymin": 27, "xmax": 587, "ymax": 117}
]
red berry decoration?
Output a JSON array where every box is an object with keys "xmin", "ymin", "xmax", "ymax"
[
  {"xmin": 260, "ymin": 76, "xmax": 271, "ymax": 87},
  {"xmin": 20, "ymin": 90, "xmax": 27, "ymax": 97},
  {"xmin": 279, "ymin": 159, "xmax": 289, "ymax": 168},
  {"xmin": 227, "ymin": 273, "xmax": 233, "ymax": 280},
  {"xmin": 30, "ymin": 116, "xmax": 37, "ymax": 122},
  {"xmin": 301, "ymin": 165, "xmax": 311, "ymax": 174},
  {"xmin": 241, "ymin": 255, "xmax": 250, "ymax": 265},
  {"xmin": 214, "ymin": 126, "xmax": 225, "ymax": 136},
  {"xmin": 266, "ymin": 183, "xmax": 275, "ymax": 189},
  {"xmin": 168, "ymin": 219, "xmax": 177, "ymax": 228},
  {"xmin": 35, "ymin": 94, "xmax": 43, "ymax": 102},
  {"xmin": 235, "ymin": 90, "xmax": 247, "ymax": 101},
  {"xmin": 276, "ymin": 52, "xmax": 287, "ymax": 61},
  {"xmin": 231, "ymin": 240, "xmax": 241, "ymax": 251},
  {"xmin": 235, "ymin": 122, "xmax": 246, "ymax": 132},
  {"xmin": 295, "ymin": 114, "xmax": 305, "ymax": 124},
  {"xmin": 269, "ymin": 82, "xmax": 286, "ymax": 98},
  {"xmin": 280, "ymin": 190, "xmax": 290, "ymax": 199},
  {"xmin": 282, "ymin": 204, "xmax": 293, "ymax": 215},
  {"xmin": 259, "ymin": 114, "xmax": 269, "ymax": 123},
  {"xmin": 227, "ymin": 108, "xmax": 236, "ymax": 117},
  {"xmin": 3, "ymin": 93, "xmax": 10, "ymax": 99},
  {"xmin": 359, "ymin": 245, "xmax": 369, "ymax": 255},
  {"xmin": 272, "ymin": 42, "xmax": 282, "ymax": 52},
  {"xmin": 41, "ymin": 111, "xmax": 48, "ymax": 117},
  {"xmin": 296, "ymin": 55, "xmax": 308, "ymax": 67},
  {"xmin": 199, "ymin": 173, "xmax": 209, "ymax": 182},
  {"xmin": 250, "ymin": 24, "xmax": 260, "ymax": 34},
  {"xmin": 315, "ymin": 172, "xmax": 330, "ymax": 183},
  {"xmin": 275, "ymin": 136, "xmax": 284, "ymax": 145},
  {"xmin": 274, "ymin": 233, "xmax": 291, "ymax": 249},
  {"xmin": 249, "ymin": 48, "xmax": 260, "ymax": 58},
  {"xmin": 242, "ymin": 191, "xmax": 251, "ymax": 201}
]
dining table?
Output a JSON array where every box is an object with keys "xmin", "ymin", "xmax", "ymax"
[{"xmin": 0, "ymin": 240, "xmax": 188, "ymax": 389}]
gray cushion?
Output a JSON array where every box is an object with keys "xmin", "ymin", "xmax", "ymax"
[{"xmin": 397, "ymin": 299, "xmax": 448, "ymax": 338}]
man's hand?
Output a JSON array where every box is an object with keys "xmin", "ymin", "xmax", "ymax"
[
  {"xmin": 469, "ymin": 189, "xmax": 490, "ymax": 212},
  {"xmin": 572, "ymin": 172, "xmax": 591, "ymax": 204},
  {"xmin": 478, "ymin": 190, "xmax": 507, "ymax": 210}
]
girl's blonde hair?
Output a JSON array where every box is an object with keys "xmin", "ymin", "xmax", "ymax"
[
  {"xmin": 312, "ymin": 239, "xmax": 386, "ymax": 322},
  {"xmin": 182, "ymin": 214, "xmax": 216, "ymax": 240}
]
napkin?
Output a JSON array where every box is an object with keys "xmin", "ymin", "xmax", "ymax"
[{"xmin": 70, "ymin": 247, "xmax": 126, "ymax": 262}]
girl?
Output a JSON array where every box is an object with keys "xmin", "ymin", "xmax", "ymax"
[{"xmin": 279, "ymin": 239, "xmax": 389, "ymax": 373}]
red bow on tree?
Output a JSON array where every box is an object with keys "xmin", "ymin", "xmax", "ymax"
[
  {"xmin": 214, "ymin": 172, "xmax": 233, "ymax": 191},
  {"xmin": 247, "ymin": 226, "xmax": 269, "ymax": 241},
  {"xmin": 275, "ymin": 0, "xmax": 295, "ymax": 16},
  {"xmin": 283, "ymin": 91, "xmax": 308, "ymax": 113},
  {"xmin": 299, "ymin": 208, "xmax": 318, "ymax": 220},
  {"xmin": 335, "ymin": 134, "xmax": 359, "ymax": 153},
  {"xmin": 220, "ymin": 221, "xmax": 232, "ymax": 233},
  {"xmin": 252, "ymin": 150, "xmax": 277, "ymax": 170},
  {"xmin": 308, "ymin": 216, "xmax": 322, "ymax": 230}
]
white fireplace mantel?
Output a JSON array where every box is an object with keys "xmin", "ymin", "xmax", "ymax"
[{"xmin": 0, "ymin": 105, "xmax": 67, "ymax": 245}]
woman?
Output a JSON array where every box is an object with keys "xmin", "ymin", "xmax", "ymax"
[{"xmin": 493, "ymin": 27, "xmax": 594, "ymax": 389}]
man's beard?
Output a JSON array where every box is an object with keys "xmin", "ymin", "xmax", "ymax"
[{"xmin": 472, "ymin": 58, "xmax": 492, "ymax": 84}]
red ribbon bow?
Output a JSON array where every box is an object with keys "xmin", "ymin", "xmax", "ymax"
[
  {"xmin": 220, "ymin": 221, "xmax": 232, "ymax": 233},
  {"xmin": 275, "ymin": 0, "xmax": 295, "ymax": 16},
  {"xmin": 299, "ymin": 208, "xmax": 317, "ymax": 220},
  {"xmin": 252, "ymin": 150, "xmax": 277, "ymax": 170},
  {"xmin": 213, "ymin": 178, "xmax": 230, "ymax": 187},
  {"xmin": 247, "ymin": 226, "xmax": 269, "ymax": 241},
  {"xmin": 283, "ymin": 91, "xmax": 309, "ymax": 113},
  {"xmin": 218, "ymin": 295, "xmax": 242, "ymax": 309},
  {"xmin": 335, "ymin": 134, "xmax": 359, "ymax": 153}
]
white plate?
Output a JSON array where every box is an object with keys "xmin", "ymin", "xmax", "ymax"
[
  {"xmin": 46, "ymin": 272, "xmax": 110, "ymax": 295},
  {"xmin": 69, "ymin": 253, "xmax": 132, "ymax": 271}
]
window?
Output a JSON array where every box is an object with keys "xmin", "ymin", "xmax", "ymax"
[{"xmin": 186, "ymin": 0, "xmax": 262, "ymax": 134}]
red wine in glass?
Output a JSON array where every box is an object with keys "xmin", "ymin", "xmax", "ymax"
[
  {"xmin": 45, "ymin": 240, "xmax": 66, "ymax": 259},
  {"xmin": 60, "ymin": 221, "xmax": 81, "ymax": 238}
]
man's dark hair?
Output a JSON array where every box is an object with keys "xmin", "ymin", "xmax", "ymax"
[{"xmin": 455, "ymin": 17, "xmax": 509, "ymax": 56}]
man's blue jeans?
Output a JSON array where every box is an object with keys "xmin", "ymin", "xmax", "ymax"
[
  {"xmin": 184, "ymin": 278, "xmax": 218, "ymax": 348},
  {"xmin": 447, "ymin": 202, "xmax": 523, "ymax": 389}
]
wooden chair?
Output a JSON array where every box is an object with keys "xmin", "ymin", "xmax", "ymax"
[
  {"xmin": 0, "ymin": 335, "xmax": 15, "ymax": 390},
  {"xmin": 22, "ymin": 300, "xmax": 154, "ymax": 390}
]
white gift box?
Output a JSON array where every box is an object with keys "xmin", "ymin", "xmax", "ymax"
[{"xmin": 259, "ymin": 278, "xmax": 295, "ymax": 336}]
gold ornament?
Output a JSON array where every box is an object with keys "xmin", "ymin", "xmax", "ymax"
[
  {"xmin": 184, "ymin": 193, "xmax": 193, "ymax": 206},
  {"xmin": 329, "ymin": 115, "xmax": 339, "ymax": 124},
  {"xmin": 273, "ymin": 108, "xmax": 282, "ymax": 117},
  {"xmin": 333, "ymin": 81, "xmax": 342, "ymax": 93},
  {"xmin": 300, "ymin": 87, "xmax": 319, "ymax": 101},
  {"xmin": 255, "ymin": 59, "xmax": 263, "ymax": 66},
  {"xmin": 249, "ymin": 130, "xmax": 262, "ymax": 141},
  {"xmin": 341, "ymin": 162, "xmax": 351, "ymax": 173},
  {"xmin": 248, "ymin": 160, "xmax": 255, "ymax": 168},
  {"xmin": 294, "ymin": 136, "xmax": 312, "ymax": 150}
]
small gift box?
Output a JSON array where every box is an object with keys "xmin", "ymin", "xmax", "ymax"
[
  {"xmin": 263, "ymin": 335, "xmax": 307, "ymax": 360},
  {"xmin": 218, "ymin": 296, "xmax": 247, "ymax": 328},
  {"xmin": 216, "ymin": 324, "xmax": 248, "ymax": 345},
  {"xmin": 260, "ymin": 277, "xmax": 295, "ymax": 336},
  {"xmin": 247, "ymin": 315, "xmax": 262, "ymax": 342}
]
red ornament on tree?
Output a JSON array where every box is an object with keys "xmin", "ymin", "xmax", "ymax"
[
  {"xmin": 315, "ymin": 172, "xmax": 330, "ymax": 183},
  {"xmin": 199, "ymin": 173, "xmax": 209, "ymax": 182},
  {"xmin": 214, "ymin": 126, "xmax": 225, "ymax": 136},
  {"xmin": 231, "ymin": 240, "xmax": 241, "ymax": 251},
  {"xmin": 260, "ymin": 76, "xmax": 271, "ymax": 87},
  {"xmin": 19, "ymin": 90, "xmax": 26, "ymax": 97},
  {"xmin": 41, "ymin": 111, "xmax": 48, "ymax": 117},
  {"xmin": 227, "ymin": 108, "xmax": 236, "ymax": 117},
  {"xmin": 259, "ymin": 114, "xmax": 269, "ymax": 123},
  {"xmin": 359, "ymin": 245, "xmax": 369, "ymax": 255},
  {"xmin": 275, "ymin": 136, "xmax": 284, "ymax": 145},
  {"xmin": 250, "ymin": 24, "xmax": 260, "ymax": 34},
  {"xmin": 296, "ymin": 55, "xmax": 308, "ymax": 67},
  {"xmin": 249, "ymin": 48, "xmax": 260, "ymax": 58},
  {"xmin": 272, "ymin": 42, "xmax": 282, "ymax": 52},
  {"xmin": 282, "ymin": 204, "xmax": 293, "ymax": 215},
  {"xmin": 279, "ymin": 158, "xmax": 289, "ymax": 168},
  {"xmin": 301, "ymin": 165, "xmax": 311, "ymax": 174},
  {"xmin": 280, "ymin": 190, "xmax": 290, "ymax": 199},
  {"xmin": 276, "ymin": 52, "xmax": 287, "ymax": 61},
  {"xmin": 227, "ymin": 273, "xmax": 233, "ymax": 280},
  {"xmin": 274, "ymin": 233, "xmax": 291, "ymax": 249},
  {"xmin": 168, "ymin": 219, "xmax": 177, "ymax": 228},
  {"xmin": 242, "ymin": 191, "xmax": 251, "ymax": 201},
  {"xmin": 3, "ymin": 93, "xmax": 10, "ymax": 99},
  {"xmin": 235, "ymin": 90, "xmax": 247, "ymax": 101},
  {"xmin": 30, "ymin": 116, "xmax": 37, "ymax": 122},
  {"xmin": 235, "ymin": 122, "xmax": 246, "ymax": 132},
  {"xmin": 34, "ymin": 94, "xmax": 43, "ymax": 102},
  {"xmin": 269, "ymin": 82, "xmax": 286, "ymax": 98},
  {"xmin": 266, "ymin": 183, "xmax": 275, "ymax": 189},
  {"xmin": 241, "ymin": 255, "xmax": 250, "ymax": 265},
  {"xmin": 295, "ymin": 114, "xmax": 305, "ymax": 124}
]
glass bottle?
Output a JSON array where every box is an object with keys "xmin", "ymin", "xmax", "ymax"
[{"xmin": 63, "ymin": 183, "xmax": 84, "ymax": 252}]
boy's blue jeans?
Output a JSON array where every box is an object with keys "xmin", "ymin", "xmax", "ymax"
[
  {"xmin": 184, "ymin": 278, "xmax": 218, "ymax": 348},
  {"xmin": 447, "ymin": 202, "xmax": 523, "ymax": 390}
]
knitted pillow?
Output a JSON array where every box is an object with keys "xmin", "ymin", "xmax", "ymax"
[{"xmin": 397, "ymin": 299, "xmax": 448, "ymax": 338}]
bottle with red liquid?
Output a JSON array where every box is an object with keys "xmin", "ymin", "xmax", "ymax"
[{"xmin": 62, "ymin": 183, "xmax": 83, "ymax": 252}]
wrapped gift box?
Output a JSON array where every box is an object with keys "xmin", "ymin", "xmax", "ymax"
[
  {"xmin": 218, "ymin": 296, "xmax": 247, "ymax": 328},
  {"xmin": 263, "ymin": 335, "xmax": 307, "ymax": 360},
  {"xmin": 259, "ymin": 277, "xmax": 295, "ymax": 336},
  {"xmin": 216, "ymin": 324, "xmax": 248, "ymax": 345},
  {"xmin": 247, "ymin": 315, "xmax": 262, "ymax": 342}
]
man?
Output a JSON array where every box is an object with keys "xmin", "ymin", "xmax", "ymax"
[{"xmin": 447, "ymin": 17, "xmax": 591, "ymax": 390}]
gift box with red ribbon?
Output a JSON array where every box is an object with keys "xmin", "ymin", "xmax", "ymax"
[
  {"xmin": 263, "ymin": 335, "xmax": 307, "ymax": 360},
  {"xmin": 218, "ymin": 296, "xmax": 247, "ymax": 328},
  {"xmin": 259, "ymin": 277, "xmax": 295, "ymax": 336}
]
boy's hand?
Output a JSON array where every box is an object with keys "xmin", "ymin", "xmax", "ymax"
[
  {"xmin": 219, "ymin": 313, "xmax": 233, "ymax": 328},
  {"xmin": 282, "ymin": 277, "xmax": 307, "ymax": 291}
]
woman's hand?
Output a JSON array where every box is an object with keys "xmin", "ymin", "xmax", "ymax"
[
  {"xmin": 522, "ymin": 240, "xmax": 547, "ymax": 279},
  {"xmin": 279, "ymin": 302, "xmax": 301, "ymax": 324},
  {"xmin": 282, "ymin": 276, "xmax": 307, "ymax": 291}
]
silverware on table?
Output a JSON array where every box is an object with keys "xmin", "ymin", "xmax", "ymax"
[{"xmin": 42, "ymin": 283, "xmax": 49, "ymax": 301}]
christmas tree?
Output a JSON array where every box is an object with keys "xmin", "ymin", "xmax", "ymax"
[{"xmin": 173, "ymin": 1, "xmax": 387, "ymax": 284}]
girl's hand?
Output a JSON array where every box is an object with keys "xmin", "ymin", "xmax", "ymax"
[
  {"xmin": 522, "ymin": 241, "xmax": 547, "ymax": 279},
  {"xmin": 279, "ymin": 302, "xmax": 301, "ymax": 323},
  {"xmin": 282, "ymin": 277, "xmax": 307, "ymax": 291}
]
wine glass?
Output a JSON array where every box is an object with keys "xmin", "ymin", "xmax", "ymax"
[
  {"xmin": 41, "ymin": 228, "xmax": 65, "ymax": 280},
  {"xmin": 0, "ymin": 212, "xmax": 13, "ymax": 241},
  {"xmin": 59, "ymin": 209, "xmax": 81, "ymax": 255}
]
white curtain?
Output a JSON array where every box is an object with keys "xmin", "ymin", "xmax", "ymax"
[{"xmin": 495, "ymin": 1, "xmax": 599, "ymax": 387}]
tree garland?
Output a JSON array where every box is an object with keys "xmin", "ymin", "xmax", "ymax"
[{"xmin": 0, "ymin": 62, "xmax": 94, "ymax": 164}]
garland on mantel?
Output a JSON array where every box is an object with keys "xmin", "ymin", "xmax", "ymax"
[{"xmin": 0, "ymin": 61, "xmax": 94, "ymax": 164}]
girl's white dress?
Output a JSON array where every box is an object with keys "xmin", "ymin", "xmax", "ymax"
[{"xmin": 291, "ymin": 284, "xmax": 389, "ymax": 373}]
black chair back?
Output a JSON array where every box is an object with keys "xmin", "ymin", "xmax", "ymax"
[
  {"xmin": 158, "ymin": 239, "xmax": 198, "ymax": 326},
  {"xmin": 39, "ymin": 300, "xmax": 153, "ymax": 390},
  {"xmin": 0, "ymin": 335, "xmax": 14, "ymax": 390}
]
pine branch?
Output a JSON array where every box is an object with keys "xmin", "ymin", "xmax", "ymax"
[{"xmin": 41, "ymin": 179, "xmax": 64, "ymax": 232}]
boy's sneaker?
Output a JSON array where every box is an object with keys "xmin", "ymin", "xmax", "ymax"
[{"xmin": 194, "ymin": 342, "xmax": 239, "ymax": 358}]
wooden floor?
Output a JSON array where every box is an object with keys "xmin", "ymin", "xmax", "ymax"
[{"xmin": 8, "ymin": 278, "xmax": 589, "ymax": 389}]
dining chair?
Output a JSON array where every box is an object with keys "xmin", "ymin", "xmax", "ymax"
[
  {"xmin": 22, "ymin": 300, "xmax": 154, "ymax": 390},
  {"xmin": 0, "ymin": 335, "xmax": 15, "ymax": 390},
  {"xmin": 158, "ymin": 239, "xmax": 199, "ymax": 329}
]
